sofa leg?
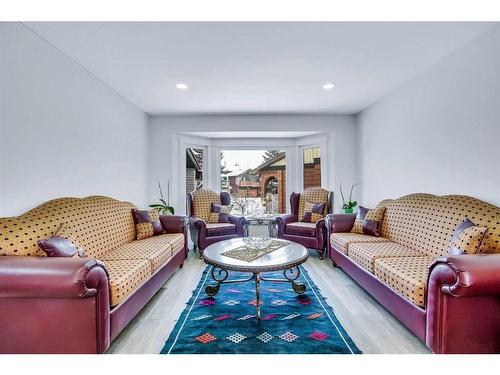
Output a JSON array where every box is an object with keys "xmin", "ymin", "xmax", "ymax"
[
  {"xmin": 179, "ymin": 262, "xmax": 184, "ymax": 269},
  {"xmin": 331, "ymin": 260, "xmax": 337, "ymax": 267},
  {"xmin": 317, "ymin": 249, "xmax": 324, "ymax": 260}
]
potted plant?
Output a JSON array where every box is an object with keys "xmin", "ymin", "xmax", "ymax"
[
  {"xmin": 339, "ymin": 182, "xmax": 361, "ymax": 214},
  {"xmin": 149, "ymin": 180, "xmax": 175, "ymax": 214}
]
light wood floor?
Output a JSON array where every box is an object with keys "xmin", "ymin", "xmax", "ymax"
[{"xmin": 107, "ymin": 243, "xmax": 429, "ymax": 354}]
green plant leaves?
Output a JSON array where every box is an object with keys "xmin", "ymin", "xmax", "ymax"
[
  {"xmin": 343, "ymin": 201, "xmax": 357, "ymax": 209},
  {"xmin": 149, "ymin": 202, "xmax": 175, "ymax": 215}
]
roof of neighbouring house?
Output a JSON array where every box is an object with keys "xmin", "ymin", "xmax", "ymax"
[
  {"xmin": 225, "ymin": 169, "xmax": 247, "ymax": 177},
  {"xmin": 186, "ymin": 149, "xmax": 202, "ymax": 171},
  {"xmin": 251, "ymin": 153, "xmax": 286, "ymax": 173}
]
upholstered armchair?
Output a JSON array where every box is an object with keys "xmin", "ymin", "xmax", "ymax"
[
  {"xmin": 276, "ymin": 187, "xmax": 333, "ymax": 259},
  {"xmin": 187, "ymin": 189, "xmax": 246, "ymax": 255}
]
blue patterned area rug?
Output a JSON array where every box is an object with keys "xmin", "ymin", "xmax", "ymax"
[{"xmin": 160, "ymin": 265, "xmax": 361, "ymax": 354}]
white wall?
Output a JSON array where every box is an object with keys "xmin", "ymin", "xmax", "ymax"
[
  {"xmin": 0, "ymin": 23, "xmax": 149, "ymax": 216},
  {"xmin": 4, "ymin": 21, "xmax": 496, "ymax": 217},
  {"xmin": 358, "ymin": 24, "xmax": 500, "ymax": 207},
  {"xmin": 149, "ymin": 115, "xmax": 359, "ymax": 214}
]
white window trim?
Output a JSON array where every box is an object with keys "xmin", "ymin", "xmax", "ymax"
[{"xmin": 175, "ymin": 134, "xmax": 210, "ymax": 215}]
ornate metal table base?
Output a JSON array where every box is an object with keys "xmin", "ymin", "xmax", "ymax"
[
  {"xmin": 243, "ymin": 217, "xmax": 277, "ymax": 238},
  {"xmin": 205, "ymin": 266, "xmax": 306, "ymax": 321}
]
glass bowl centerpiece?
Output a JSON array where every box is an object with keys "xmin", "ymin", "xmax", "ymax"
[{"xmin": 243, "ymin": 236, "xmax": 273, "ymax": 251}]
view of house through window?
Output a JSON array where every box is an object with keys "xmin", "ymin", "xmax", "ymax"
[
  {"xmin": 221, "ymin": 149, "xmax": 286, "ymax": 215},
  {"xmin": 303, "ymin": 147, "xmax": 321, "ymax": 189},
  {"xmin": 186, "ymin": 148, "xmax": 203, "ymax": 193}
]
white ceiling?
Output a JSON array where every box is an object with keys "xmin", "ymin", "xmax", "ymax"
[{"xmin": 26, "ymin": 22, "xmax": 493, "ymax": 115}]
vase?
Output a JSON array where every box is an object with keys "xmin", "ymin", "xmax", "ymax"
[{"xmin": 344, "ymin": 208, "xmax": 353, "ymax": 214}]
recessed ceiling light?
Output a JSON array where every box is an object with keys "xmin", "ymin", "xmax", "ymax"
[
  {"xmin": 176, "ymin": 83, "xmax": 188, "ymax": 90},
  {"xmin": 322, "ymin": 83, "xmax": 335, "ymax": 90}
]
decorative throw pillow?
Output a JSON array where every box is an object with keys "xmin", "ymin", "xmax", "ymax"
[
  {"xmin": 351, "ymin": 206, "xmax": 386, "ymax": 237},
  {"xmin": 362, "ymin": 206, "xmax": 386, "ymax": 237},
  {"xmin": 38, "ymin": 236, "xmax": 80, "ymax": 257},
  {"xmin": 132, "ymin": 209, "xmax": 165, "ymax": 240},
  {"xmin": 209, "ymin": 203, "xmax": 233, "ymax": 223},
  {"xmin": 301, "ymin": 201, "xmax": 326, "ymax": 223},
  {"xmin": 448, "ymin": 218, "xmax": 488, "ymax": 255},
  {"xmin": 37, "ymin": 224, "xmax": 86, "ymax": 257},
  {"xmin": 351, "ymin": 206, "xmax": 368, "ymax": 234}
]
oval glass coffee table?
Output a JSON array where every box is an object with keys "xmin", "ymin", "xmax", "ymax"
[{"xmin": 202, "ymin": 238, "xmax": 308, "ymax": 321}]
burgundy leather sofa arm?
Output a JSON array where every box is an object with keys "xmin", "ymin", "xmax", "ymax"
[
  {"xmin": 160, "ymin": 214, "xmax": 188, "ymax": 234},
  {"xmin": 315, "ymin": 217, "xmax": 326, "ymax": 248},
  {"xmin": 0, "ymin": 256, "xmax": 111, "ymax": 353},
  {"xmin": 315, "ymin": 218, "xmax": 326, "ymax": 231},
  {"xmin": 276, "ymin": 213, "xmax": 296, "ymax": 226},
  {"xmin": 428, "ymin": 254, "xmax": 500, "ymax": 297},
  {"xmin": 276, "ymin": 213, "xmax": 296, "ymax": 237},
  {"xmin": 190, "ymin": 216, "xmax": 207, "ymax": 250},
  {"xmin": 426, "ymin": 254, "xmax": 500, "ymax": 353},
  {"xmin": 228, "ymin": 214, "xmax": 246, "ymax": 237},
  {"xmin": 190, "ymin": 216, "xmax": 207, "ymax": 231},
  {"xmin": 0, "ymin": 256, "xmax": 109, "ymax": 299},
  {"xmin": 160, "ymin": 215, "xmax": 189, "ymax": 257},
  {"xmin": 325, "ymin": 213, "xmax": 356, "ymax": 233}
]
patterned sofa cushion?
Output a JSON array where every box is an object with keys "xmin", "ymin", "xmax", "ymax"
[
  {"xmin": 301, "ymin": 201, "xmax": 326, "ymax": 223},
  {"xmin": 209, "ymin": 203, "xmax": 233, "ymax": 224},
  {"xmin": 448, "ymin": 218, "xmax": 488, "ymax": 255},
  {"xmin": 165, "ymin": 233, "xmax": 185, "ymax": 255},
  {"xmin": 330, "ymin": 232, "xmax": 390, "ymax": 255},
  {"xmin": 298, "ymin": 187, "xmax": 329, "ymax": 222},
  {"xmin": 351, "ymin": 206, "xmax": 368, "ymax": 234},
  {"xmin": 132, "ymin": 209, "xmax": 165, "ymax": 240},
  {"xmin": 103, "ymin": 259, "xmax": 151, "ymax": 306},
  {"xmin": 379, "ymin": 193, "xmax": 500, "ymax": 257},
  {"xmin": 351, "ymin": 205, "xmax": 386, "ymax": 237},
  {"xmin": 101, "ymin": 233, "xmax": 184, "ymax": 273},
  {"xmin": 348, "ymin": 242, "xmax": 424, "ymax": 273},
  {"xmin": 0, "ymin": 196, "xmax": 136, "ymax": 258},
  {"xmin": 374, "ymin": 256, "xmax": 435, "ymax": 308}
]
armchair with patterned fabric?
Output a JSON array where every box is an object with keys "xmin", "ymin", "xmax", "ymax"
[
  {"xmin": 276, "ymin": 187, "xmax": 334, "ymax": 259},
  {"xmin": 187, "ymin": 189, "xmax": 246, "ymax": 256}
]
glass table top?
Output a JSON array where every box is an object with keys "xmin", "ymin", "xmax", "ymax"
[{"xmin": 202, "ymin": 238, "xmax": 308, "ymax": 272}]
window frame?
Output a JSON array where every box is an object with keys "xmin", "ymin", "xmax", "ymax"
[
  {"xmin": 174, "ymin": 134, "xmax": 330, "ymax": 215},
  {"xmin": 214, "ymin": 144, "xmax": 291, "ymax": 213},
  {"xmin": 297, "ymin": 136, "xmax": 328, "ymax": 191}
]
